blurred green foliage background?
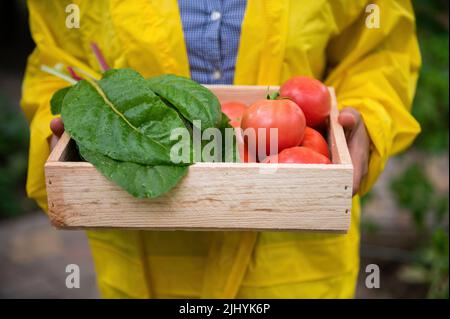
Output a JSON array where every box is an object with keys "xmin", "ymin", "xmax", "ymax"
[
  {"xmin": 0, "ymin": 95, "xmax": 37, "ymax": 218},
  {"xmin": 378, "ymin": 0, "xmax": 448, "ymax": 298},
  {"xmin": 413, "ymin": 1, "xmax": 449, "ymax": 152}
]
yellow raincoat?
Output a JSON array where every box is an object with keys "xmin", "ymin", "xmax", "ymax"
[{"xmin": 22, "ymin": 0, "xmax": 421, "ymax": 298}]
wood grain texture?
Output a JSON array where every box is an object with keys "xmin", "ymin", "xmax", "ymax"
[
  {"xmin": 327, "ymin": 88, "xmax": 352, "ymax": 165},
  {"xmin": 47, "ymin": 131, "xmax": 71, "ymax": 162},
  {"xmin": 208, "ymin": 85, "xmax": 278, "ymax": 105},
  {"xmin": 44, "ymin": 85, "xmax": 353, "ymax": 232},
  {"xmin": 45, "ymin": 162, "xmax": 352, "ymax": 231}
]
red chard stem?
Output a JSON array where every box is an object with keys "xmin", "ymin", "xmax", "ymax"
[
  {"xmin": 67, "ymin": 66, "xmax": 83, "ymax": 81},
  {"xmin": 90, "ymin": 42, "xmax": 110, "ymax": 72}
]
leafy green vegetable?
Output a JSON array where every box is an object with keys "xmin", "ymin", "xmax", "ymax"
[
  {"xmin": 147, "ymin": 74, "xmax": 222, "ymax": 130},
  {"xmin": 62, "ymin": 71, "xmax": 180, "ymax": 165},
  {"xmin": 99, "ymin": 70, "xmax": 188, "ymax": 148},
  {"xmin": 50, "ymin": 86, "xmax": 71, "ymax": 115},
  {"xmin": 56, "ymin": 68, "xmax": 237, "ymax": 199},
  {"xmin": 79, "ymin": 146, "xmax": 188, "ymax": 198}
]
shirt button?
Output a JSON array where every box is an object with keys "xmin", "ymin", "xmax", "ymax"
[
  {"xmin": 212, "ymin": 70, "xmax": 222, "ymax": 80},
  {"xmin": 210, "ymin": 11, "xmax": 221, "ymax": 21}
]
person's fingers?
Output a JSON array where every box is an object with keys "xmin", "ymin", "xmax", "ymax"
[
  {"xmin": 339, "ymin": 108, "xmax": 363, "ymax": 141},
  {"xmin": 49, "ymin": 134, "xmax": 59, "ymax": 151},
  {"xmin": 50, "ymin": 117, "xmax": 64, "ymax": 137},
  {"xmin": 339, "ymin": 107, "xmax": 369, "ymax": 196},
  {"xmin": 338, "ymin": 112, "xmax": 357, "ymax": 129},
  {"xmin": 338, "ymin": 107, "xmax": 360, "ymax": 129},
  {"xmin": 348, "ymin": 133, "xmax": 370, "ymax": 195},
  {"xmin": 349, "ymin": 144, "xmax": 364, "ymax": 195}
]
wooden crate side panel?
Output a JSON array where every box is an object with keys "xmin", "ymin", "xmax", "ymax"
[
  {"xmin": 327, "ymin": 88, "xmax": 352, "ymax": 165},
  {"xmin": 45, "ymin": 163, "xmax": 352, "ymax": 231}
]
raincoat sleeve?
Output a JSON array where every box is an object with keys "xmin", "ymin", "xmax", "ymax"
[
  {"xmin": 325, "ymin": 0, "xmax": 421, "ymax": 195},
  {"xmin": 21, "ymin": 1, "xmax": 99, "ymax": 211}
]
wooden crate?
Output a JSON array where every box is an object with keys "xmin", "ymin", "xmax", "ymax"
[{"xmin": 45, "ymin": 86, "xmax": 353, "ymax": 232}]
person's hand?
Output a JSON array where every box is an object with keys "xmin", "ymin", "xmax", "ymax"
[
  {"xmin": 338, "ymin": 107, "xmax": 370, "ymax": 196},
  {"xmin": 49, "ymin": 117, "xmax": 65, "ymax": 151}
]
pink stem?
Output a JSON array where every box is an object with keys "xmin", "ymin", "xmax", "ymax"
[
  {"xmin": 90, "ymin": 42, "xmax": 109, "ymax": 72},
  {"xmin": 67, "ymin": 66, "xmax": 83, "ymax": 81},
  {"xmin": 40, "ymin": 65, "xmax": 77, "ymax": 85}
]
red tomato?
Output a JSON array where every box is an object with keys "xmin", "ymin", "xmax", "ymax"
[
  {"xmin": 264, "ymin": 146, "xmax": 331, "ymax": 164},
  {"xmin": 235, "ymin": 126, "xmax": 257, "ymax": 163},
  {"xmin": 238, "ymin": 142, "xmax": 257, "ymax": 163},
  {"xmin": 221, "ymin": 101, "xmax": 247, "ymax": 128},
  {"xmin": 241, "ymin": 99, "xmax": 306, "ymax": 160},
  {"xmin": 301, "ymin": 127, "xmax": 330, "ymax": 158},
  {"xmin": 280, "ymin": 76, "xmax": 331, "ymax": 127}
]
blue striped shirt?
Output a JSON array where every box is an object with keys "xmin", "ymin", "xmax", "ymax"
[{"xmin": 178, "ymin": 0, "xmax": 247, "ymax": 84}]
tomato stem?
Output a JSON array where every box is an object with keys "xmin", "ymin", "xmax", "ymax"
[
  {"xmin": 67, "ymin": 66, "xmax": 83, "ymax": 81},
  {"xmin": 267, "ymin": 91, "xmax": 280, "ymax": 100}
]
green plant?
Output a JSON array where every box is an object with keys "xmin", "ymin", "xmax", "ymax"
[
  {"xmin": 390, "ymin": 164, "xmax": 435, "ymax": 228},
  {"xmin": 0, "ymin": 94, "xmax": 37, "ymax": 218},
  {"xmin": 424, "ymin": 228, "xmax": 449, "ymax": 298},
  {"xmin": 390, "ymin": 163, "xmax": 449, "ymax": 298},
  {"xmin": 384, "ymin": 1, "xmax": 450, "ymax": 299},
  {"xmin": 412, "ymin": 0, "xmax": 449, "ymax": 153}
]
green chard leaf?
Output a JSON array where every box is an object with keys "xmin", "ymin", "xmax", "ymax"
[
  {"xmin": 57, "ymin": 68, "xmax": 234, "ymax": 199},
  {"xmin": 99, "ymin": 69, "xmax": 188, "ymax": 147},
  {"xmin": 147, "ymin": 74, "xmax": 222, "ymax": 130},
  {"xmin": 78, "ymin": 146, "xmax": 188, "ymax": 198},
  {"xmin": 50, "ymin": 86, "xmax": 71, "ymax": 115},
  {"xmin": 61, "ymin": 69, "xmax": 186, "ymax": 165}
]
